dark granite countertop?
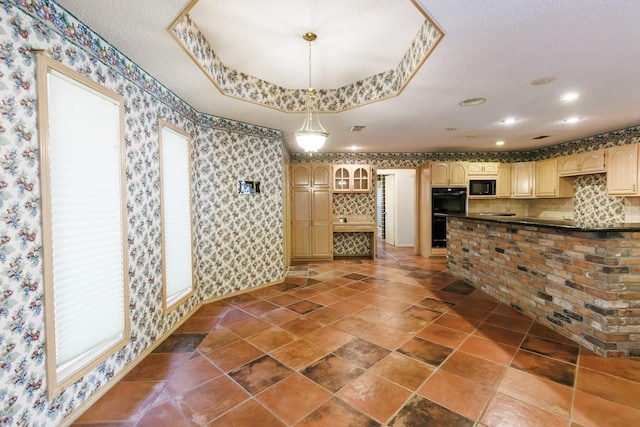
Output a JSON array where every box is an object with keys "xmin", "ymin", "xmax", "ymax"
[{"xmin": 445, "ymin": 213, "xmax": 640, "ymax": 232}]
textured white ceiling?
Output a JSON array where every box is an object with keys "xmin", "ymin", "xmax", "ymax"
[
  {"xmin": 190, "ymin": 0, "xmax": 426, "ymax": 89},
  {"xmin": 57, "ymin": 0, "xmax": 640, "ymax": 153}
]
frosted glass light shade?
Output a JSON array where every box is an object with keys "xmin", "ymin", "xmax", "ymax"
[
  {"xmin": 293, "ymin": 99, "xmax": 329, "ymax": 152},
  {"xmin": 294, "ymin": 130, "xmax": 328, "ymax": 152}
]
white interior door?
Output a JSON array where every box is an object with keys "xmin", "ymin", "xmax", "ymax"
[
  {"xmin": 384, "ymin": 174, "xmax": 396, "ymax": 245},
  {"xmin": 376, "ymin": 179, "xmax": 383, "ymax": 237}
]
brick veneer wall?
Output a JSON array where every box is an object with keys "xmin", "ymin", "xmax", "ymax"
[{"xmin": 447, "ymin": 217, "xmax": 640, "ymax": 357}]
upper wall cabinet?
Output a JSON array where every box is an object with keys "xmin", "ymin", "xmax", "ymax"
[
  {"xmin": 535, "ymin": 158, "xmax": 572, "ymax": 198},
  {"xmin": 293, "ymin": 163, "xmax": 331, "ymax": 188},
  {"xmin": 558, "ymin": 150, "xmax": 606, "ymax": 176},
  {"xmin": 431, "ymin": 162, "xmax": 468, "ymax": 187},
  {"xmin": 333, "ymin": 165, "xmax": 371, "ymax": 193},
  {"xmin": 607, "ymin": 144, "xmax": 639, "ymax": 195},
  {"xmin": 468, "ymin": 162, "xmax": 500, "ymax": 176},
  {"xmin": 511, "ymin": 162, "xmax": 535, "ymax": 198},
  {"xmin": 496, "ymin": 163, "xmax": 511, "ymax": 198}
]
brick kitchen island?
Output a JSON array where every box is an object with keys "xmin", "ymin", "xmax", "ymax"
[{"xmin": 446, "ymin": 214, "xmax": 640, "ymax": 357}]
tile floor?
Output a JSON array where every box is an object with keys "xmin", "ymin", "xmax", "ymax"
[{"xmin": 73, "ymin": 244, "xmax": 640, "ymax": 426}]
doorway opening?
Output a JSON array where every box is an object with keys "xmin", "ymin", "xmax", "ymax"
[{"xmin": 376, "ymin": 169, "xmax": 416, "ymax": 248}]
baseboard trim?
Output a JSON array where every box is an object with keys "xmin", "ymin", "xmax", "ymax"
[{"xmin": 61, "ymin": 275, "xmax": 285, "ymax": 426}]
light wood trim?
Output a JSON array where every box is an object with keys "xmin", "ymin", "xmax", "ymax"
[
  {"xmin": 168, "ymin": 1, "xmax": 443, "ymax": 115},
  {"xmin": 158, "ymin": 119, "xmax": 196, "ymax": 314},
  {"xmin": 37, "ymin": 53, "xmax": 130, "ymax": 398},
  {"xmin": 376, "ymin": 166, "xmax": 418, "ymax": 255},
  {"xmin": 417, "ymin": 163, "xmax": 431, "ymax": 257},
  {"xmin": 283, "ymin": 155, "xmax": 291, "ymax": 267},
  {"xmin": 62, "ymin": 275, "xmax": 286, "ymax": 426}
]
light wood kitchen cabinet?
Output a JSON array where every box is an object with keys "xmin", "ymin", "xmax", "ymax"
[
  {"xmin": 496, "ymin": 163, "xmax": 511, "ymax": 198},
  {"xmin": 333, "ymin": 164, "xmax": 371, "ymax": 192},
  {"xmin": 431, "ymin": 162, "xmax": 468, "ymax": 187},
  {"xmin": 558, "ymin": 150, "xmax": 606, "ymax": 176},
  {"xmin": 291, "ymin": 163, "xmax": 332, "ymax": 260},
  {"xmin": 511, "ymin": 162, "xmax": 535, "ymax": 198},
  {"xmin": 292, "ymin": 163, "xmax": 331, "ymax": 188},
  {"xmin": 535, "ymin": 158, "xmax": 572, "ymax": 198},
  {"xmin": 607, "ymin": 144, "xmax": 639, "ymax": 195},
  {"xmin": 468, "ymin": 162, "xmax": 500, "ymax": 176}
]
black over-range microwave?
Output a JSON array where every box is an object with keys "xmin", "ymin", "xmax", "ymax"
[{"xmin": 469, "ymin": 179, "xmax": 496, "ymax": 196}]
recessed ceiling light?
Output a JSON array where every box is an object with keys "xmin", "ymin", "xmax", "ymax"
[
  {"xmin": 496, "ymin": 141, "xmax": 505, "ymax": 146},
  {"xmin": 349, "ymin": 145, "xmax": 358, "ymax": 151},
  {"xmin": 560, "ymin": 92, "xmax": 579, "ymax": 102},
  {"xmin": 350, "ymin": 125, "xmax": 366, "ymax": 132},
  {"xmin": 445, "ymin": 127, "xmax": 458, "ymax": 131},
  {"xmin": 459, "ymin": 97, "xmax": 486, "ymax": 107},
  {"xmin": 530, "ymin": 76, "xmax": 556, "ymax": 86},
  {"xmin": 501, "ymin": 117, "xmax": 517, "ymax": 125},
  {"xmin": 563, "ymin": 116, "xmax": 581, "ymax": 123}
]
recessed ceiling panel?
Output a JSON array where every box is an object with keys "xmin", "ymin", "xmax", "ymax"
[{"xmin": 190, "ymin": 0, "xmax": 427, "ymax": 89}]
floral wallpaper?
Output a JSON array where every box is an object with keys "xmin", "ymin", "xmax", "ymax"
[
  {"xmin": 0, "ymin": 1, "xmax": 286, "ymax": 425},
  {"xmin": 332, "ymin": 193, "xmax": 375, "ymax": 218},
  {"xmin": 171, "ymin": 11, "xmax": 443, "ymax": 113},
  {"xmin": 292, "ymin": 124, "xmax": 640, "ymax": 227},
  {"xmin": 289, "ymin": 124, "xmax": 640, "ymax": 166},
  {"xmin": 2, "ymin": 1, "xmax": 640, "ymax": 425},
  {"xmin": 194, "ymin": 127, "xmax": 285, "ymax": 298},
  {"xmin": 573, "ymin": 174, "xmax": 624, "ymax": 225},
  {"xmin": 332, "ymin": 193, "xmax": 376, "ymax": 255},
  {"xmin": 333, "ymin": 233, "xmax": 372, "ymax": 256}
]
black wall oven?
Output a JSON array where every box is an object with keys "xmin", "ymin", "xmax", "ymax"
[{"xmin": 432, "ymin": 187, "xmax": 467, "ymax": 248}]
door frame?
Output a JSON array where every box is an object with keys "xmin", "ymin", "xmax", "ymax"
[{"xmin": 375, "ymin": 167, "xmax": 419, "ymax": 254}]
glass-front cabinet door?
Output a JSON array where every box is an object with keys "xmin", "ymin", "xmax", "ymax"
[
  {"xmin": 352, "ymin": 167, "xmax": 370, "ymax": 192},
  {"xmin": 333, "ymin": 166, "xmax": 350, "ymax": 192},
  {"xmin": 333, "ymin": 165, "xmax": 371, "ymax": 192}
]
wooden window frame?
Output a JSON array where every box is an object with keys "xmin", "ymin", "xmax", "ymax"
[
  {"xmin": 37, "ymin": 54, "xmax": 129, "ymax": 398},
  {"xmin": 158, "ymin": 119, "xmax": 195, "ymax": 313}
]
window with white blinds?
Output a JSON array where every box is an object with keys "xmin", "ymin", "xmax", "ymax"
[
  {"xmin": 159, "ymin": 121, "xmax": 194, "ymax": 312},
  {"xmin": 37, "ymin": 55, "xmax": 129, "ymax": 397}
]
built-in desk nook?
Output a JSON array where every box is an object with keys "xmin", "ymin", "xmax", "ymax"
[{"xmin": 332, "ymin": 215, "xmax": 376, "ymax": 259}]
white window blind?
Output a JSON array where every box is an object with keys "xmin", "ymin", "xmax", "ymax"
[
  {"xmin": 159, "ymin": 123, "xmax": 194, "ymax": 310},
  {"xmin": 40, "ymin": 60, "xmax": 128, "ymax": 390}
]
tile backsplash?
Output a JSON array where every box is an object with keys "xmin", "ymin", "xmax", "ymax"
[
  {"xmin": 625, "ymin": 197, "xmax": 640, "ymax": 222},
  {"xmin": 467, "ymin": 199, "xmax": 530, "ymax": 216},
  {"xmin": 469, "ymin": 174, "xmax": 638, "ymax": 224}
]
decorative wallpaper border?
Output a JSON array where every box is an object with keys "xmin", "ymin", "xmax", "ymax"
[
  {"xmin": 171, "ymin": 8, "xmax": 444, "ymax": 113},
  {"xmin": 290, "ymin": 124, "xmax": 640, "ymax": 166},
  {"xmin": 1, "ymin": 1, "xmax": 639, "ymax": 425},
  {"xmin": 0, "ymin": 1, "xmax": 287, "ymax": 425},
  {"xmin": 11, "ymin": 0, "xmax": 286, "ymax": 142},
  {"xmin": 14, "ymin": 0, "xmax": 196, "ymax": 121}
]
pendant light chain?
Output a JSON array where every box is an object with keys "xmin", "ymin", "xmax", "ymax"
[
  {"xmin": 302, "ymin": 31, "xmax": 318, "ymax": 96},
  {"xmin": 307, "ymin": 37, "xmax": 312, "ymax": 91},
  {"xmin": 293, "ymin": 32, "xmax": 328, "ymax": 152}
]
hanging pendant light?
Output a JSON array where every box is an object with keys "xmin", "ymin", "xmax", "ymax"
[{"xmin": 294, "ymin": 32, "xmax": 329, "ymax": 152}]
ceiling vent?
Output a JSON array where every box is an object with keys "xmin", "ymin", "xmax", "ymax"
[
  {"xmin": 533, "ymin": 135, "xmax": 550, "ymax": 140},
  {"xmin": 350, "ymin": 125, "xmax": 366, "ymax": 132},
  {"xmin": 530, "ymin": 77, "xmax": 556, "ymax": 86}
]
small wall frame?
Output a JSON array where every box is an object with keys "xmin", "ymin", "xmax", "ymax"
[{"xmin": 238, "ymin": 180, "xmax": 261, "ymax": 195}]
